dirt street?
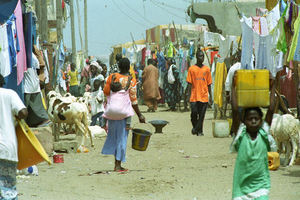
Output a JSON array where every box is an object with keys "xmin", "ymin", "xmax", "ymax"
[{"xmin": 18, "ymin": 106, "xmax": 300, "ymax": 200}]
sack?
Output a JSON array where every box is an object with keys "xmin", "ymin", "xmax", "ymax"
[
  {"xmin": 103, "ymin": 90, "xmax": 134, "ymax": 120},
  {"xmin": 167, "ymin": 65, "xmax": 175, "ymax": 84}
]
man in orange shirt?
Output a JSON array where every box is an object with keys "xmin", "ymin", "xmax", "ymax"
[{"xmin": 186, "ymin": 49, "xmax": 212, "ymax": 136}]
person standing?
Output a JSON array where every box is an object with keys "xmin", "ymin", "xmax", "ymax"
[
  {"xmin": 24, "ymin": 53, "xmax": 49, "ymax": 127},
  {"xmin": 142, "ymin": 59, "xmax": 161, "ymax": 112},
  {"xmin": 0, "ymin": 74, "xmax": 28, "ymax": 200},
  {"xmin": 109, "ymin": 53, "xmax": 122, "ymax": 74},
  {"xmin": 67, "ymin": 63, "xmax": 79, "ymax": 97},
  {"xmin": 89, "ymin": 61, "xmax": 104, "ymax": 92},
  {"xmin": 164, "ymin": 57, "xmax": 180, "ymax": 111},
  {"xmin": 101, "ymin": 58, "xmax": 145, "ymax": 172},
  {"xmin": 89, "ymin": 79, "xmax": 105, "ymax": 127},
  {"xmin": 186, "ymin": 48, "xmax": 212, "ymax": 136}
]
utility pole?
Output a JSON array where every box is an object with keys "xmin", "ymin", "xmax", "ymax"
[
  {"xmin": 84, "ymin": 0, "xmax": 88, "ymax": 57},
  {"xmin": 56, "ymin": 0, "xmax": 63, "ymax": 44},
  {"xmin": 40, "ymin": 0, "xmax": 48, "ymax": 42},
  {"xmin": 35, "ymin": 0, "xmax": 41, "ymax": 37},
  {"xmin": 70, "ymin": 0, "xmax": 77, "ymax": 64}
]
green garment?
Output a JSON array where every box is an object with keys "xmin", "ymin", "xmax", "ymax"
[
  {"xmin": 167, "ymin": 42, "xmax": 174, "ymax": 58},
  {"xmin": 277, "ymin": 7, "xmax": 287, "ymax": 53},
  {"xmin": 287, "ymin": 13, "xmax": 300, "ymax": 61},
  {"xmin": 232, "ymin": 127, "xmax": 271, "ymax": 200}
]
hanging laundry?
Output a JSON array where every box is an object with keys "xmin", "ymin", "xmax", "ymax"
[
  {"xmin": 213, "ymin": 62, "xmax": 227, "ymax": 108},
  {"xmin": 0, "ymin": 25, "xmax": 11, "ymax": 77},
  {"xmin": 260, "ymin": 17, "xmax": 269, "ymax": 36},
  {"xmin": 287, "ymin": 12, "xmax": 300, "ymax": 61},
  {"xmin": 266, "ymin": 3, "xmax": 280, "ymax": 32},
  {"xmin": 277, "ymin": 10, "xmax": 288, "ymax": 53},
  {"xmin": 240, "ymin": 16, "xmax": 254, "ymax": 69},
  {"xmin": 14, "ymin": 0, "xmax": 27, "ymax": 85},
  {"xmin": 23, "ymin": 12, "xmax": 33, "ymax": 68},
  {"xmin": 6, "ymin": 14, "xmax": 20, "ymax": 69},
  {"xmin": 256, "ymin": 8, "xmax": 268, "ymax": 17},
  {"xmin": 252, "ymin": 16, "xmax": 261, "ymax": 34},
  {"xmin": 167, "ymin": 41, "xmax": 174, "ymax": 58},
  {"xmin": 280, "ymin": 0, "xmax": 287, "ymax": 16}
]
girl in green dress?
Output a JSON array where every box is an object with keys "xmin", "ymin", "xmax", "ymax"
[{"xmin": 230, "ymin": 72, "xmax": 277, "ymax": 200}]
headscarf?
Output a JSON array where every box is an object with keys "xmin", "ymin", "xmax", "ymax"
[{"xmin": 90, "ymin": 61, "xmax": 102, "ymax": 72}]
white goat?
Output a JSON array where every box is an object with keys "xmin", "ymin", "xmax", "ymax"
[
  {"xmin": 270, "ymin": 114, "xmax": 300, "ymax": 166},
  {"xmin": 47, "ymin": 91, "xmax": 94, "ymax": 150}
]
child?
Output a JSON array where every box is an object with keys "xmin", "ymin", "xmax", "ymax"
[
  {"xmin": 110, "ymin": 74, "xmax": 132, "ymax": 130},
  {"xmin": 89, "ymin": 79, "xmax": 105, "ymax": 127},
  {"xmin": 67, "ymin": 63, "xmax": 79, "ymax": 97},
  {"xmin": 230, "ymin": 71, "xmax": 277, "ymax": 200}
]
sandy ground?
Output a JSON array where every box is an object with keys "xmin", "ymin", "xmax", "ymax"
[{"xmin": 18, "ymin": 105, "xmax": 300, "ymax": 200}]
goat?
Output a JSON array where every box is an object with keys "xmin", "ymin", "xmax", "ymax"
[
  {"xmin": 270, "ymin": 114, "xmax": 300, "ymax": 166},
  {"xmin": 47, "ymin": 91, "xmax": 94, "ymax": 151}
]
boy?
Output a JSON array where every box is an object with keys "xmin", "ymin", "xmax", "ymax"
[
  {"xmin": 89, "ymin": 79, "xmax": 105, "ymax": 127},
  {"xmin": 230, "ymin": 71, "xmax": 277, "ymax": 200}
]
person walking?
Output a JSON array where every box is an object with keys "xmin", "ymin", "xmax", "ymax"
[
  {"xmin": 186, "ymin": 48, "xmax": 212, "ymax": 136},
  {"xmin": 142, "ymin": 59, "xmax": 161, "ymax": 112},
  {"xmin": 230, "ymin": 71, "xmax": 277, "ymax": 200},
  {"xmin": 0, "ymin": 74, "xmax": 28, "ymax": 200},
  {"xmin": 101, "ymin": 58, "xmax": 145, "ymax": 172},
  {"xmin": 164, "ymin": 57, "xmax": 180, "ymax": 111}
]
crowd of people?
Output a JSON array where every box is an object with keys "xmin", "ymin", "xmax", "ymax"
[{"xmin": 0, "ymin": 45, "xmax": 282, "ymax": 199}]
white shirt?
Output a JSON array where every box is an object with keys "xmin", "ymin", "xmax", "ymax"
[
  {"xmin": 0, "ymin": 88, "xmax": 26, "ymax": 162},
  {"xmin": 89, "ymin": 88, "xmax": 105, "ymax": 116},
  {"xmin": 225, "ymin": 62, "xmax": 241, "ymax": 93},
  {"xmin": 24, "ymin": 54, "xmax": 41, "ymax": 93}
]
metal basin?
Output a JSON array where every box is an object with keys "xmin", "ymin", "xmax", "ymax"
[{"xmin": 148, "ymin": 120, "xmax": 169, "ymax": 133}]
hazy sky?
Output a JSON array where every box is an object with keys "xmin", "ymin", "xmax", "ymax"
[{"xmin": 63, "ymin": 0, "xmax": 196, "ymax": 59}]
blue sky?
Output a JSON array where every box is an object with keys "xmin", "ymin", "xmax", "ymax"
[{"xmin": 63, "ymin": 0, "xmax": 197, "ymax": 59}]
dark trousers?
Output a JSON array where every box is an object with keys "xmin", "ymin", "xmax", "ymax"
[
  {"xmin": 190, "ymin": 102, "xmax": 208, "ymax": 134},
  {"xmin": 91, "ymin": 112, "xmax": 104, "ymax": 126}
]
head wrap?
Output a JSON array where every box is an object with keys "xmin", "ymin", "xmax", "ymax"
[{"xmin": 90, "ymin": 61, "xmax": 102, "ymax": 72}]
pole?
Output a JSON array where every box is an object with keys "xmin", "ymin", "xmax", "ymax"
[
  {"xmin": 35, "ymin": 0, "xmax": 41, "ymax": 38},
  {"xmin": 41, "ymin": 0, "xmax": 48, "ymax": 42},
  {"xmin": 76, "ymin": 0, "xmax": 83, "ymax": 51},
  {"xmin": 70, "ymin": 0, "xmax": 77, "ymax": 64},
  {"xmin": 56, "ymin": 0, "xmax": 63, "ymax": 45},
  {"xmin": 84, "ymin": 0, "xmax": 88, "ymax": 57}
]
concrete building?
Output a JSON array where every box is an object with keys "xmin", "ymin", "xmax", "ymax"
[{"xmin": 187, "ymin": 0, "xmax": 265, "ymax": 36}]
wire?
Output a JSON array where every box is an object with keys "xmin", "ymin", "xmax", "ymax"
[
  {"xmin": 111, "ymin": 0, "xmax": 146, "ymax": 28},
  {"xmin": 120, "ymin": 0, "xmax": 156, "ymax": 26},
  {"xmin": 149, "ymin": 0, "xmax": 186, "ymax": 20},
  {"xmin": 151, "ymin": 0, "xmax": 186, "ymax": 12}
]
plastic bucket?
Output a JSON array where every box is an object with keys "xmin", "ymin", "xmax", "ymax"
[
  {"xmin": 53, "ymin": 154, "xmax": 64, "ymax": 163},
  {"xmin": 132, "ymin": 128, "xmax": 152, "ymax": 151}
]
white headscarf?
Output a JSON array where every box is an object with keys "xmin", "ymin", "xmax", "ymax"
[{"xmin": 90, "ymin": 61, "xmax": 102, "ymax": 72}]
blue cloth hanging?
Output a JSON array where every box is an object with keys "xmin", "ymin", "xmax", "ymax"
[
  {"xmin": 23, "ymin": 12, "xmax": 33, "ymax": 68},
  {"xmin": 4, "ymin": 66, "xmax": 24, "ymax": 102}
]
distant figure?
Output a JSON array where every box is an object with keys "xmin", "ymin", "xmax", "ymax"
[
  {"xmin": 0, "ymin": 74, "xmax": 28, "ymax": 200},
  {"xmin": 186, "ymin": 48, "xmax": 212, "ymax": 136},
  {"xmin": 80, "ymin": 58, "xmax": 91, "ymax": 95},
  {"xmin": 67, "ymin": 63, "xmax": 79, "ymax": 97},
  {"xmin": 142, "ymin": 59, "xmax": 161, "ymax": 112},
  {"xmin": 109, "ymin": 53, "xmax": 122, "ymax": 74},
  {"xmin": 89, "ymin": 61, "xmax": 104, "ymax": 92},
  {"xmin": 164, "ymin": 57, "xmax": 180, "ymax": 111},
  {"xmin": 89, "ymin": 79, "xmax": 105, "ymax": 127}
]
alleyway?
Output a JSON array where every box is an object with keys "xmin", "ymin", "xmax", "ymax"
[{"xmin": 18, "ymin": 106, "xmax": 300, "ymax": 200}]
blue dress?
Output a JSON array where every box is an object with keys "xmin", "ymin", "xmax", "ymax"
[{"xmin": 101, "ymin": 119, "xmax": 129, "ymax": 162}]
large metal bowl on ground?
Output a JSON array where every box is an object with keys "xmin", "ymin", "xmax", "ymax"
[{"xmin": 148, "ymin": 120, "xmax": 169, "ymax": 133}]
